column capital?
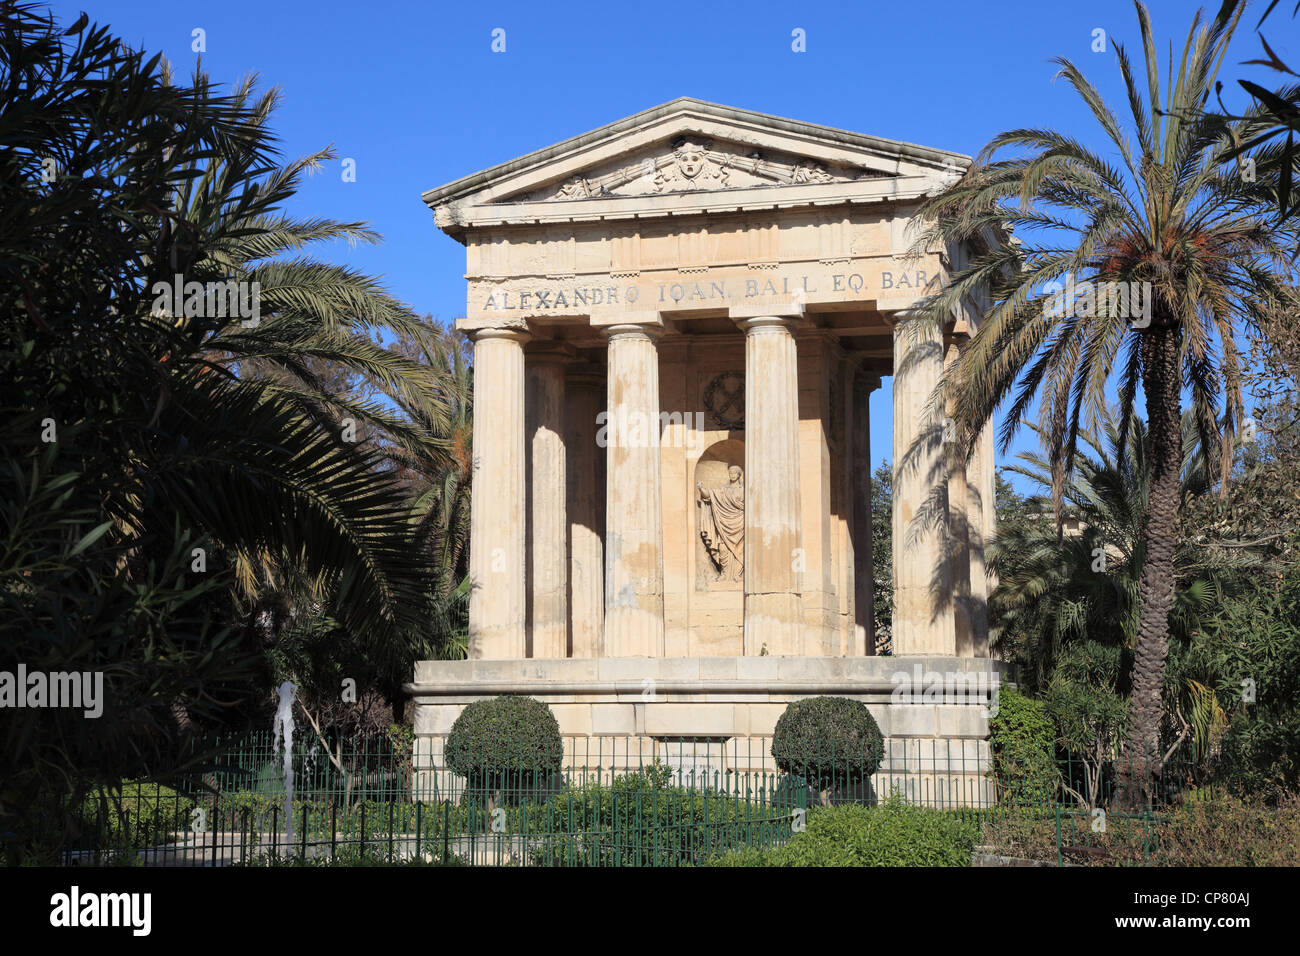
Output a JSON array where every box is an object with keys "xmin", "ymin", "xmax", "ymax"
[
  {"xmin": 729, "ymin": 301, "xmax": 806, "ymax": 330},
  {"xmin": 600, "ymin": 324, "xmax": 665, "ymax": 342},
  {"xmin": 855, "ymin": 370, "xmax": 883, "ymax": 393},
  {"xmin": 564, "ymin": 364, "xmax": 606, "ymax": 390},
  {"xmin": 525, "ymin": 341, "xmax": 578, "ymax": 364},
  {"xmin": 469, "ymin": 325, "xmax": 532, "ymax": 345},
  {"xmin": 590, "ymin": 309, "xmax": 663, "ymax": 338}
]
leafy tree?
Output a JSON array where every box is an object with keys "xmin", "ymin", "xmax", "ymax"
[
  {"xmin": 1, "ymin": 2, "xmax": 266, "ymax": 859},
  {"xmin": 914, "ymin": 1, "xmax": 1297, "ymax": 798},
  {"xmin": 445, "ymin": 697, "xmax": 563, "ymax": 806},
  {"xmin": 1213, "ymin": 0, "xmax": 1300, "ymax": 223},
  {"xmin": 992, "ymin": 411, "xmax": 1237, "ymax": 692},
  {"xmin": 0, "ymin": 3, "xmax": 452, "ymax": 855},
  {"xmin": 771, "ymin": 696, "xmax": 885, "ymax": 805},
  {"xmin": 390, "ymin": 323, "xmax": 474, "ymax": 662},
  {"xmin": 1178, "ymin": 566, "xmax": 1300, "ymax": 798},
  {"xmin": 1046, "ymin": 642, "xmax": 1130, "ymax": 808}
]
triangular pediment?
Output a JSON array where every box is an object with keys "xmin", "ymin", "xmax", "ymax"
[
  {"xmin": 423, "ymin": 98, "xmax": 969, "ymax": 239},
  {"xmin": 503, "ymin": 135, "xmax": 886, "ymax": 203}
]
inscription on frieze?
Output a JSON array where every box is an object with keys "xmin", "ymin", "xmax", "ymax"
[{"xmin": 476, "ymin": 267, "xmax": 931, "ymax": 314}]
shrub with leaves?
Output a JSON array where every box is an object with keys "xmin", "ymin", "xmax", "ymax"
[
  {"xmin": 988, "ymin": 687, "xmax": 1061, "ymax": 807},
  {"xmin": 771, "ymin": 696, "xmax": 884, "ymax": 803},
  {"xmin": 708, "ymin": 799, "xmax": 977, "ymax": 867},
  {"xmin": 444, "ymin": 697, "xmax": 563, "ymax": 802},
  {"xmin": 77, "ymin": 782, "xmax": 194, "ymax": 852},
  {"xmin": 531, "ymin": 765, "xmax": 781, "ymax": 867}
]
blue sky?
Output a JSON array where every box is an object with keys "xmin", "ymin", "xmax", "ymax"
[{"xmin": 54, "ymin": 0, "xmax": 1288, "ymax": 484}]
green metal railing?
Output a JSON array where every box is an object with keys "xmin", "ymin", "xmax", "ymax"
[{"xmin": 55, "ymin": 733, "xmax": 1184, "ymax": 867}]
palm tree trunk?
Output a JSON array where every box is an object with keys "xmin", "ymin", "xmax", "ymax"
[{"xmin": 1119, "ymin": 322, "xmax": 1182, "ymax": 806}]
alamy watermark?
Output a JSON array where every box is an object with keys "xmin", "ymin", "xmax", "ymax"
[
  {"xmin": 151, "ymin": 274, "xmax": 261, "ymax": 327},
  {"xmin": 0, "ymin": 665, "xmax": 103, "ymax": 718},
  {"xmin": 597, "ymin": 409, "xmax": 709, "ymax": 451},
  {"xmin": 889, "ymin": 664, "xmax": 1001, "ymax": 717},
  {"xmin": 1041, "ymin": 273, "xmax": 1152, "ymax": 328},
  {"xmin": 50, "ymin": 886, "xmax": 150, "ymax": 936}
]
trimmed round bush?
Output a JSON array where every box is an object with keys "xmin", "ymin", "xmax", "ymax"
[
  {"xmin": 771, "ymin": 696, "xmax": 885, "ymax": 799},
  {"xmin": 444, "ymin": 696, "xmax": 563, "ymax": 800}
]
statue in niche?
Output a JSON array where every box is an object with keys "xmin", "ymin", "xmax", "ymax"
[{"xmin": 697, "ymin": 465, "xmax": 745, "ymax": 582}]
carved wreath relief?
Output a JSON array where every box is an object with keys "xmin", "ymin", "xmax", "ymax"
[
  {"xmin": 542, "ymin": 138, "xmax": 872, "ymax": 201},
  {"xmin": 702, "ymin": 371, "xmax": 745, "ymax": 430}
]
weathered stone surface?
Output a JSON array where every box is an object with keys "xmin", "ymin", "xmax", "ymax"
[
  {"xmin": 415, "ymin": 100, "xmax": 1001, "ymax": 792},
  {"xmin": 528, "ymin": 357, "xmax": 568, "ymax": 658},
  {"xmin": 467, "ymin": 329, "xmax": 529, "ymax": 659},
  {"xmin": 737, "ymin": 311, "xmax": 805, "ymax": 656},
  {"xmin": 603, "ymin": 319, "xmax": 666, "ymax": 657},
  {"xmin": 892, "ymin": 317, "xmax": 955, "ymax": 655}
]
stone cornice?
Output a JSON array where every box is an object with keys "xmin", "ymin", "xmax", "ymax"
[
  {"xmin": 424, "ymin": 97, "xmax": 970, "ymax": 241},
  {"xmin": 436, "ymin": 177, "xmax": 938, "ymax": 238},
  {"xmin": 407, "ymin": 655, "xmax": 1013, "ymax": 696}
]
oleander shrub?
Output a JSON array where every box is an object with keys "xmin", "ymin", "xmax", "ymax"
[
  {"xmin": 771, "ymin": 697, "xmax": 885, "ymax": 803},
  {"xmin": 708, "ymin": 799, "xmax": 977, "ymax": 867},
  {"xmin": 444, "ymin": 697, "xmax": 563, "ymax": 803}
]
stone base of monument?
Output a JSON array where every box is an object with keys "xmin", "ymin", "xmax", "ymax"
[{"xmin": 407, "ymin": 656, "xmax": 1011, "ymax": 808}]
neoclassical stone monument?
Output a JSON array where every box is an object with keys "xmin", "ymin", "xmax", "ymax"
[{"xmin": 410, "ymin": 99, "xmax": 1007, "ymax": 798}]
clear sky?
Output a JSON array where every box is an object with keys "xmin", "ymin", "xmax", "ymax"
[{"xmin": 51, "ymin": 0, "xmax": 1288, "ymax": 483}]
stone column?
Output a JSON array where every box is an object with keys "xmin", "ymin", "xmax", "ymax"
[
  {"xmin": 853, "ymin": 371, "xmax": 881, "ymax": 656},
  {"xmin": 467, "ymin": 327, "xmax": 529, "ymax": 659},
  {"xmin": 566, "ymin": 370, "xmax": 605, "ymax": 658},
  {"xmin": 945, "ymin": 340, "xmax": 974, "ymax": 657},
  {"xmin": 968, "ymin": 421, "xmax": 994, "ymax": 656},
  {"xmin": 891, "ymin": 315, "xmax": 954, "ymax": 655},
  {"xmin": 527, "ymin": 354, "xmax": 567, "ymax": 659},
  {"xmin": 735, "ymin": 308, "xmax": 804, "ymax": 656},
  {"xmin": 596, "ymin": 313, "xmax": 665, "ymax": 657}
]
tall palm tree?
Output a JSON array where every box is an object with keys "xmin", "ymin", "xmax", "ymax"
[{"xmin": 914, "ymin": 1, "xmax": 1297, "ymax": 798}]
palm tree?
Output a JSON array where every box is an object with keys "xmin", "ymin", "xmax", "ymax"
[
  {"xmin": 392, "ymin": 324, "xmax": 474, "ymax": 661},
  {"xmin": 136, "ymin": 68, "xmax": 467, "ymax": 669},
  {"xmin": 914, "ymin": 1, "xmax": 1297, "ymax": 799},
  {"xmin": 1214, "ymin": 0, "xmax": 1300, "ymax": 223}
]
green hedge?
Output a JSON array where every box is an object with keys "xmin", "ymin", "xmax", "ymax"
[
  {"xmin": 77, "ymin": 782, "xmax": 193, "ymax": 849},
  {"xmin": 707, "ymin": 799, "xmax": 977, "ymax": 867},
  {"xmin": 530, "ymin": 765, "xmax": 785, "ymax": 867},
  {"xmin": 988, "ymin": 687, "xmax": 1061, "ymax": 807}
]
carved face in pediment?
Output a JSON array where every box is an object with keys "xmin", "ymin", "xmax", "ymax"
[
  {"xmin": 653, "ymin": 138, "xmax": 729, "ymax": 192},
  {"xmin": 675, "ymin": 140, "xmax": 707, "ymax": 179},
  {"xmin": 516, "ymin": 138, "xmax": 882, "ymax": 204}
]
